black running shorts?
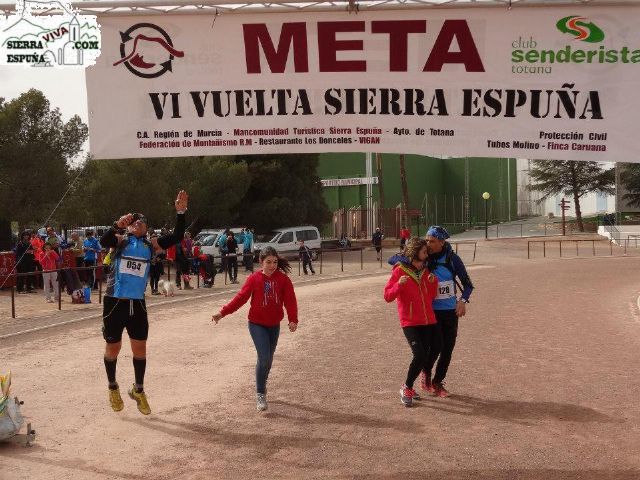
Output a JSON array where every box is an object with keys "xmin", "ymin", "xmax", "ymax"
[{"xmin": 102, "ymin": 296, "xmax": 149, "ymax": 343}]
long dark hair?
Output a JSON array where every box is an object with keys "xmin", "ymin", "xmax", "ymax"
[{"xmin": 260, "ymin": 246, "xmax": 291, "ymax": 274}]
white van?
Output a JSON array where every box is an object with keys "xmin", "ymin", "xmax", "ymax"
[
  {"xmin": 253, "ymin": 226, "xmax": 321, "ymax": 260},
  {"xmin": 194, "ymin": 228, "xmax": 245, "ymax": 257}
]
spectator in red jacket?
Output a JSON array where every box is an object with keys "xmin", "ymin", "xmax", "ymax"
[
  {"xmin": 40, "ymin": 242, "xmax": 61, "ymax": 303},
  {"xmin": 399, "ymin": 226, "xmax": 411, "ymax": 250},
  {"xmin": 384, "ymin": 237, "xmax": 439, "ymax": 407},
  {"xmin": 212, "ymin": 246, "xmax": 298, "ymax": 412}
]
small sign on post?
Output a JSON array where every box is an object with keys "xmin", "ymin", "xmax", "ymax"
[{"xmin": 0, "ymin": 252, "xmax": 16, "ymax": 288}]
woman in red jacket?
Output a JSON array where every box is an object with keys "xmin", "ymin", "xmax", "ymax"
[
  {"xmin": 212, "ymin": 246, "xmax": 298, "ymax": 412},
  {"xmin": 384, "ymin": 237, "xmax": 439, "ymax": 407}
]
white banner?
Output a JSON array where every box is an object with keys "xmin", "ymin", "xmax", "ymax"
[
  {"xmin": 321, "ymin": 177, "xmax": 378, "ymax": 187},
  {"xmin": 86, "ymin": 6, "xmax": 640, "ymax": 161}
]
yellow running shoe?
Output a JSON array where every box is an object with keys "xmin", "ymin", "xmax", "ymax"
[
  {"xmin": 109, "ymin": 387, "xmax": 124, "ymax": 412},
  {"xmin": 128, "ymin": 385, "xmax": 151, "ymax": 415}
]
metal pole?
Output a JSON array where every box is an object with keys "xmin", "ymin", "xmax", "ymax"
[
  {"xmin": 473, "ymin": 242, "xmax": 477, "ymax": 262},
  {"xmin": 543, "ymin": 241, "xmax": 546, "ymax": 258},
  {"xmin": 11, "ymin": 285, "xmax": 15, "ymax": 319},
  {"xmin": 484, "ymin": 200, "xmax": 488, "ymax": 240}
]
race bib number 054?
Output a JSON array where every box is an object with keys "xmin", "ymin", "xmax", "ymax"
[{"xmin": 119, "ymin": 259, "xmax": 147, "ymax": 278}]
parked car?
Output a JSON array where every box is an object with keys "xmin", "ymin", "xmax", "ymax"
[
  {"xmin": 193, "ymin": 228, "xmax": 246, "ymax": 268},
  {"xmin": 252, "ymin": 226, "xmax": 321, "ymax": 260}
]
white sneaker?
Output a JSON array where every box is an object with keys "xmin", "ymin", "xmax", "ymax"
[{"xmin": 256, "ymin": 393, "xmax": 268, "ymax": 412}]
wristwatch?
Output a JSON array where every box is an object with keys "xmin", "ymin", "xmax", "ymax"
[{"xmin": 459, "ymin": 298, "xmax": 469, "ymax": 304}]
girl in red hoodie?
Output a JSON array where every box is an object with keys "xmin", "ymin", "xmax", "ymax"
[
  {"xmin": 212, "ymin": 246, "xmax": 298, "ymax": 412},
  {"xmin": 384, "ymin": 237, "xmax": 439, "ymax": 407}
]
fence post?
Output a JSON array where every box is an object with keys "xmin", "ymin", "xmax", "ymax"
[
  {"xmin": 11, "ymin": 285, "xmax": 15, "ymax": 319},
  {"xmin": 341, "ymin": 250, "xmax": 344, "ymax": 272}
]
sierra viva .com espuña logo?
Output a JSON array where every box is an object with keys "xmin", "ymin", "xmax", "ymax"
[{"xmin": 0, "ymin": 0, "xmax": 101, "ymax": 68}]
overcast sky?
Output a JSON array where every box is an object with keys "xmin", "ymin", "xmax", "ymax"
[{"xmin": 1, "ymin": 66, "xmax": 88, "ymax": 121}]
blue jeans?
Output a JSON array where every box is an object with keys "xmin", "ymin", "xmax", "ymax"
[{"xmin": 248, "ymin": 322, "xmax": 280, "ymax": 394}]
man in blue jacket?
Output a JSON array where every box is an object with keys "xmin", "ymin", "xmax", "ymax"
[
  {"xmin": 422, "ymin": 226, "xmax": 474, "ymax": 398},
  {"xmin": 99, "ymin": 190, "xmax": 188, "ymax": 415}
]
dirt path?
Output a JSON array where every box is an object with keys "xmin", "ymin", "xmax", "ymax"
[{"xmin": 2, "ymin": 250, "xmax": 640, "ymax": 480}]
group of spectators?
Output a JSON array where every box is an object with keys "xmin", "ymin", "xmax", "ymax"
[{"xmin": 12, "ymin": 227, "xmax": 102, "ymax": 302}]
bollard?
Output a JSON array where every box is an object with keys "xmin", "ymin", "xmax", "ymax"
[{"xmin": 11, "ymin": 286, "xmax": 15, "ymax": 319}]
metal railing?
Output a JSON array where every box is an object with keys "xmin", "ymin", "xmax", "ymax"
[{"xmin": 525, "ymin": 238, "xmax": 640, "ymax": 259}]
